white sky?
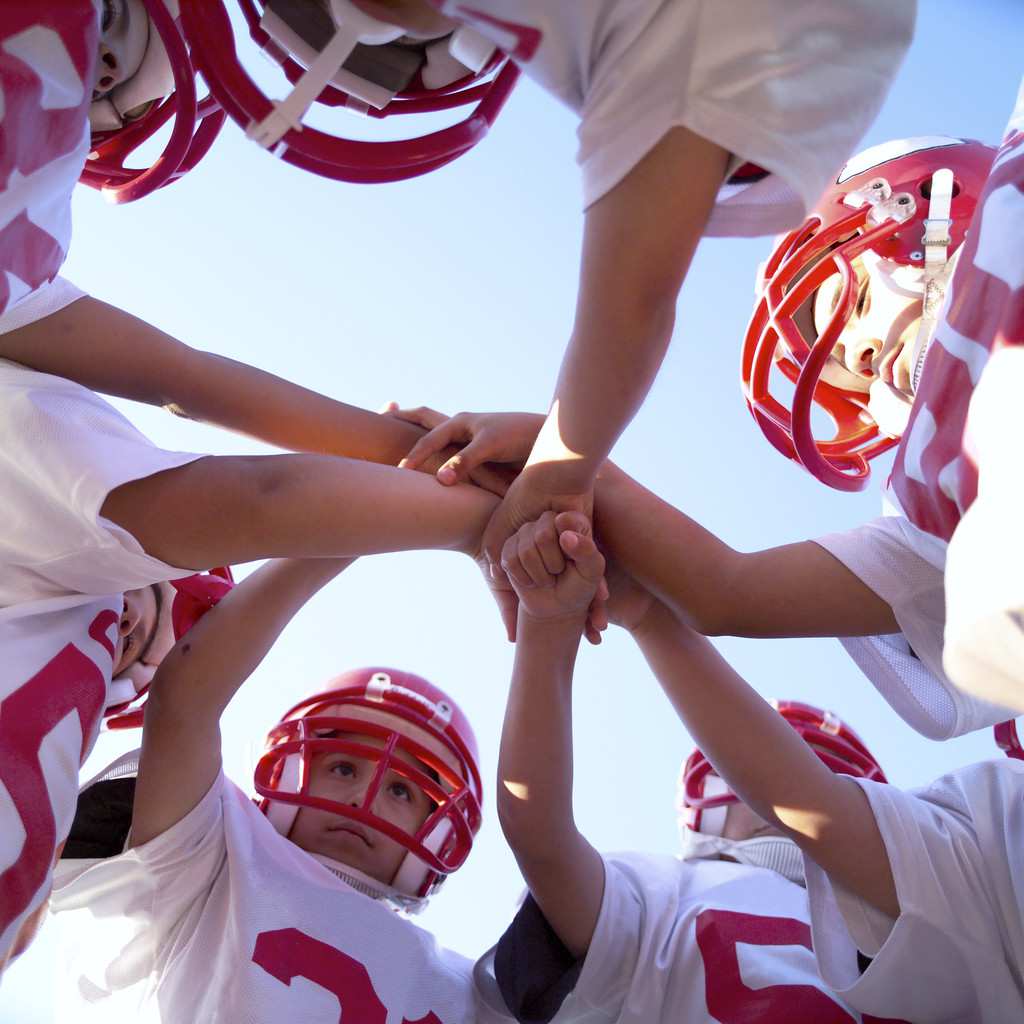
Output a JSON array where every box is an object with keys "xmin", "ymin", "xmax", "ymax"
[{"xmin": 4, "ymin": 2, "xmax": 1023, "ymax": 1019}]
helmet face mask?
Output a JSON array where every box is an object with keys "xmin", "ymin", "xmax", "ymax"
[
  {"xmin": 255, "ymin": 669, "xmax": 482, "ymax": 909},
  {"xmin": 176, "ymin": 0, "xmax": 519, "ymax": 183},
  {"xmin": 678, "ymin": 701, "xmax": 887, "ymax": 863},
  {"xmin": 742, "ymin": 137, "xmax": 997, "ymax": 491},
  {"xmin": 83, "ymin": 0, "xmax": 227, "ymax": 203}
]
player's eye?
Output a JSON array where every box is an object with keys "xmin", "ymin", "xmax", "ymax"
[
  {"xmin": 855, "ymin": 280, "xmax": 870, "ymax": 317},
  {"xmin": 101, "ymin": 0, "xmax": 121, "ymax": 33},
  {"xmin": 329, "ymin": 761, "xmax": 355, "ymax": 778},
  {"xmin": 389, "ymin": 780, "xmax": 412, "ymax": 802}
]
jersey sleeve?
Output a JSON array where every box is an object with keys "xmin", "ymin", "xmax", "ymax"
[
  {"xmin": 0, "ymin": 275, "xmax": 86, "ymax": 335},
  {"xmin": 803, "ymin": 766, "xmax": 1024, "ymax": 1021},
  {"xmin": 812, "ymin": 517, "xmax": 1015, "ymax": 738},
  {"xmin": 0, "ymin": 362, "xmax": 201, "ymax": 604},
  {"xmin": 579, "ymin": 0, "xmax": 915, "ymax": 229},
  {"xmin": 52, "ymin": 772, "xmax": 228, "ymax": 999},
  {"xmin": 474, "ymin": 856, "xmax": 642, "ymax": 1023}
]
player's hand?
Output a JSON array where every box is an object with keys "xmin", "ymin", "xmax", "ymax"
[
  {"xmin": 603, "ymin": 559, "xmax": 656, "ymax": 634},
  {"xmin": 502, "ymin": 512, "xmax": 608, "ymax": 642},
  {"xmin": 386, "ymin": 406, "xmax": 545, "ymax": 487},
  {"xmin": 378, "ymin": 403, "xmax": 512, "ymax": 496},
  {"xmin": 482, "ymin": 467, "xmax": 594, "ymax": 580}
]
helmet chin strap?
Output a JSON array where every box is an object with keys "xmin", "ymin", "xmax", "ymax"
[
  {"xmin": 306, "ymin": 852, "xmax": 428, "ymax": 914},
  {"xmin": 680, "ymin": 831, "xmax": 807, "ymax": 886},
  {"xmin": 910, "ymin": 167, "xmax": 957, "ymax": 392},
  {"xmin": 248, "ymin": 1, "xmax": 404, "ymax": 148}
]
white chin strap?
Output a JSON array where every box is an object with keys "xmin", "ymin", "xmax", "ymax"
[
  {"xmin": 252, "ymin": 0, "xmax": 496, "ymax": 147},
  {"xmin": 910, "ymin": 167, "xmax": 958, "ymax": 392},
  {"xmin": 680, "ymin": 831, "xmax": 806, "ymax": 886}
]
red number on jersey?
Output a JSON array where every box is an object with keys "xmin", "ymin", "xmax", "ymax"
[
  {"xmin": 252, "ymin": 927, "xmax": 445, "ymax": 1024},
  {"xmin": 0, "ymin": 5, "xmax": 97, "ymax": 315},
  {"xmin": 0, "ymin": 612, "xmax": 112, "ymax": 954},
  {"xmin": 697, "ymin": 909, "xmax": 906, "ymax": 1023}
]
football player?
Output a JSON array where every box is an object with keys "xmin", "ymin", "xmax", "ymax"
[
  {"xmin": 0, "ymin": 3, "xmax": 524, "ymax": 972},
  {"xmin": 388, "ymin": 124, "xmax": 1022, "ymax": 741},
  {"xmin": 51, "ymin": 556, "xmax": 493, "ymax": 1022},
  {"xmin": 742, "ymin": 91, "xmax": 1024, "ymax": 712},
  {"xmin": 185, "ymin": 0, "xmax": 916, "ymax": 583},
  {"xmin": 478, "ymin": 511, "xmax": 902, "ymax": 1022},
  {"xmin": 561, "ymin": 544, "xmax": 1024, "ymax": 1022}
]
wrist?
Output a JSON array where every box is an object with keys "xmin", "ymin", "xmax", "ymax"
[
  {"xmin": 517, "ymin": 608, "xmax": 588, "ymax": 645},
  {"xmin": 629, "ymin": 600, "xmax": 674, "ymax": 644}
]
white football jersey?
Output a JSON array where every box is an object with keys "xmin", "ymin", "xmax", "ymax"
[
  {"xmin": 435, "ymin": 1, "xmax": 915, "ymax": 228},
  {"xmin": 53, "ymin": 772, "xmax": 481, "ymax": 1023},
  {"xmin": 475, "ymin": 853, "xmax": 899, "ymax": 1023},
  {"xmin": 813, "ymin": 517, "xmax": 1015, "ymax": 740},
  {"xmin": 0, "ymin": 5, "xmax": 96, "ymax": 321},
  {"xmin": 805, "ymin": 760, "xmax": 1024, "ymax": 1022},
  {"xmin": 0, "ymin": 359, "xmax": 198, "ymax": 969}
]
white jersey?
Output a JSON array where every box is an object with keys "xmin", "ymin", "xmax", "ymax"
[
  {"xmin": 0, "ymin": 5, "xmax": 96, "ymax": 322},
  {"xmin": 813, "ymin": 517, "xmax": 1015, "ymax": 740},
  {"xmin": 53, "ymin": 771, "xmax": 481, "ymax": 1024},
  {"xmin": 0, "ymin": 360, "xmax": 198, "ymax": 968},
  {"xmin": 804, "ymin": 760, "xmax": 1024, "ymax": 1022},
  {"xmin": 436, "ymin": 1, "xmax": 915, "ymax": 227},
  {"xmin": 475, "ymin": 853, "xmax": 894, "ymax": 1023}
]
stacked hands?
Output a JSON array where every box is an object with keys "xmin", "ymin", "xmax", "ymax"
[{"xmin": 383, "ymin": 404, "xmax": 605, "ymax": 642}]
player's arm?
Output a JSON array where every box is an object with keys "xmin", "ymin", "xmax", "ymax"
[
  {"xmin": 496, "ymin": 512, "xmax": 607, "ymax": 959},
  {"xmin": 0, "ymin": 295, "xmax": 426, "ymax": 466},
  {"xmin": 129, "ymin": 557, "xmax": 354, "ymax": 849},
  {"xmin": 478, "ymin": 127, "xmax": 730, "ymax": 563},
  {"xmin": 594, "ymin": 461, "xmax": 899, "ymax": 638},
  {"xmin": 624, "ymin": 592, "xmax": 898, "ymax": 918}
]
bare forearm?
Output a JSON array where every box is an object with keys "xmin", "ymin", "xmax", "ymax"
[
  {"xmin": 132, "ymin": 557, "xmax": 353, "ymax": 848},
  {"xmin": 498, "ymin": 614, "xmax": 604, "ymax": 957},
  {"xmin": 631, "ymin": 604, "xmax": 897, "ymax": 916},
  {"xmin": 0, "ymin": 297, "xmax": 425, "ymax": 465},
  {"xmin": 151, "ymin": 557, "xmax": 351, "ymax": 721},
  {"xmin": 526, "ymin": 128, "xmax": 728, "ymax": 490},
  {"xmin": 101, "ymin": 453, "xmax": 497, "ymax": 570},
  {"xmin": 528, "ymin": 303, "xmax": 676, "ymax": 491},
  {"xmin": 596, "ymin": 465, "xmax": 898, "ymax": 637}
]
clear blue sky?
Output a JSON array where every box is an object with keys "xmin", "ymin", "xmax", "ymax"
[{"xmin": 4, "ymin": 2, "xmax": 1023, "ymax": 1018}]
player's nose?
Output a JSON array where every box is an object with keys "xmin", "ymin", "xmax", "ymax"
[
  {"xmin": 119, "ymin": 597, "xmax": 142, "ymax": 637},
  {"xmin": 846, "ymin": 336, "xmax": 882, "ymax": 378}
]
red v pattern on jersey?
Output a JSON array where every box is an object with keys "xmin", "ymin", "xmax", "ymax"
[
  {"xmin": 0, "ymin": 608, "xmax": 112, "ymax": 961},
  {"xmin": 0, "ymin": 4, "xmax": 97, "ymax": 316},
  {"xmin": 890, "ymin": 126, "xmax": 1024, "ymax": 541}
]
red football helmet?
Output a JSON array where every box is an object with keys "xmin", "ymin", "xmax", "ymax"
[
  {"xmin": 105, "ymin": 565, "xmax": 235, "ymax": 729},
  {"xmin": 176, "ymin": 0, "xmax": 518, "ymax": 183},
  {"xmin": 678, "ymin": 700, "xmax": 887, "ymax": 837},
  {"xmin": 255, "ymin": 667, "xmax": 482, "ymax": 905},
  {"xmin": 742, "ymin": 137, "xmax": 996, "ymax": 491},
  {"xmin": 81, "ymin": 0, "xmax": 226, "ymax": 204}
]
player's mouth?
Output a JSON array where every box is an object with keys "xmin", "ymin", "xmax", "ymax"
[{"xmin": 327, "ymin": 822, "xmax": 373, "ymax": 847}]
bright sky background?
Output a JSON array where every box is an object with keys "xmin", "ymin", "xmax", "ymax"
[{"xmin": 4, "ymin": 2, "xmax": 1024, "ymax": 1020}]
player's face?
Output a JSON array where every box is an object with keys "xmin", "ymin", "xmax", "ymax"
[
  {"xmin": 94, "ymin": 0, "xmax": 150, "ymax": 100},
  {"xmin": 812, "ymin": 255, "xmax": 923, "ymax": 399},
  {"xmin": 721, "ymin": 801, "xmax": 783, "ymax": 843},
  {"xmin": 288, "ymin": 733, "xmax": 435, "ymax": 885},
  {"xmin": 112, "ymin": 584, "xmax": 160, "ymax": 676}
]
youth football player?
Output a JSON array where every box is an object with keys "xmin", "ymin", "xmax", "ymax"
[
  {"xmin": 479, "ymin": 511, "xmax": 902, "ymax": 1022},
  {"xmin": 52, "ymin": 557, "xmax": 494, "ymax": 1022}
]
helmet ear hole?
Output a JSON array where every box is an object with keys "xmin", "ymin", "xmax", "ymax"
[{"xmin": 920, "ymin": 176, "xmax": 961, "ymax": 200}]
